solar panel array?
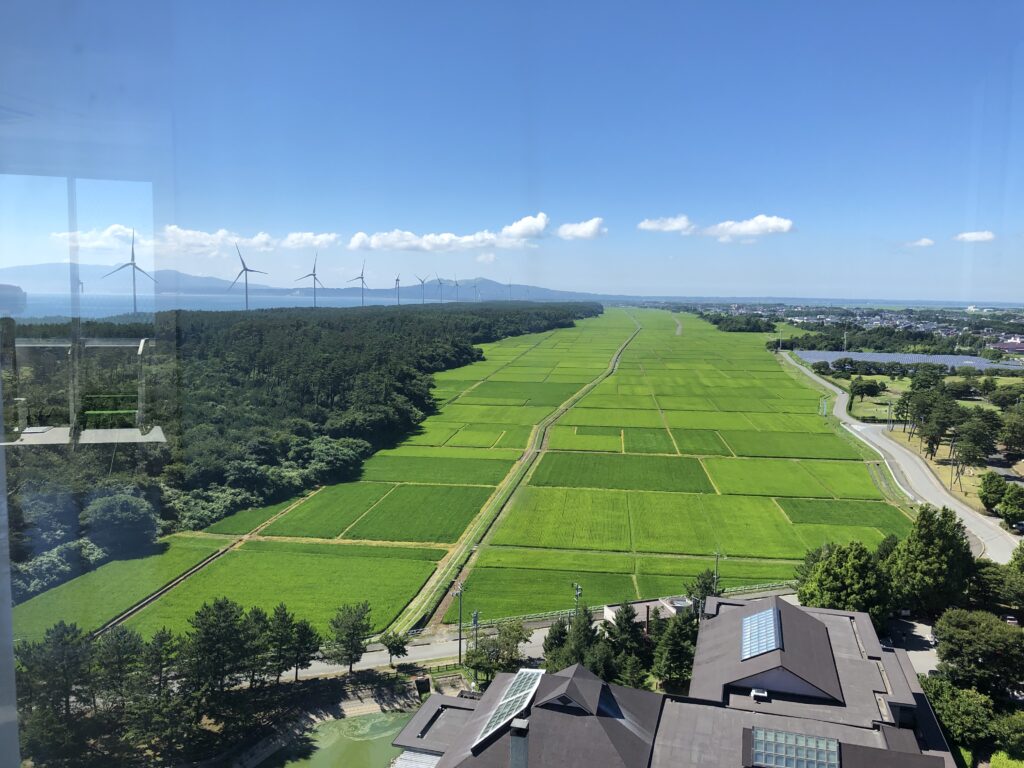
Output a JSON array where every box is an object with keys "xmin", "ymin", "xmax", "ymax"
[
  {"xmin": 741, "ymin": 608, "xmax": 781, "ymax": 660},
  {"xmin": 751, "ymin": 727, "xmax": 839, "ymax": 768},
  {"xmin": 474, "ymin": 668, "xmax": 545, "ymax": 749}
]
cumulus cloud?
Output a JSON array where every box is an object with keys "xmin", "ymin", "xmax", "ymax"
[
  {"xmin": 501, "ymin": 212, "xmax": 549, "ymax": 239},
  {"xmin": 907, "ymin": 237, "xmax": 935, "ymax": 247},
  {"xmin": 476, "ymin": 252, "xmax": 497, "ymax": 264},
  {"xmin": 703, "ymin": 214, "xmax": 793, "ymax": 243},
  {"xmin": 637, "ymin": 214, "xmax": 695, "ymax": 234},
  {"xmin": 348, "ymin": 212, "xmax": 549, "ymax": 252},
  {"xmin": 162, "ymin": 225, "xmax": 275, "ymax": 256},
  {"xmin": 557, "ymin": 217, "xmax": 606, "ymax": 240},
  {"xmin": 280, "ymin": 231, "xmax": 341, "ymax": 249},
  {"xmin": 954, "ymin": 230, "xmax": 995, "ymax": 242}
]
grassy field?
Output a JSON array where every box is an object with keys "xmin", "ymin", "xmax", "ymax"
[
  {"xmin": 453, "ymin": 310, "xmax": 903, "ymax": 622},
  {"xmin": 13, "ymin": 536, "xmax": 225, "ymax": 642},
  {"xmin": 530, "ymin": 452, "xmax": 714, "ymax": 493},
  {"xmin": 125, "ymin": 541, "xmax": 442, "ymax": 637},
  {"xmin": 345, "ymin": 484, "xmax": 494, "ymax": 543},
  {"xmin": 262, "ymin": 483, "xmax": 395, "ymax": 538},
  {"xmin": 204, "ymin": 498, "xmax": 301, "ymax": 535}
]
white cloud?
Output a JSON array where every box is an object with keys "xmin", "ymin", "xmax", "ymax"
[
  {"xmin": 348, "ymin": 212, "xmax": 549, "ymax": 252},
  {"xmin": 51, "ymin": 224, "xmax": 153, "ymax": 251},
  {"xmin": 703, "ymin": 214, "xmax": 793, "ymax": 243},
  {"xmin": 280, "ymin": 231, "xmax": 340, "ymax": 249},
  {"xmin": 954, "ymin": 230, "xmax": 995, "ymax": 242},
  {"xmin": 637, "ymin": 214, "xmax": 695, "ymax": 234},
  {"xmin": 161, "ymin": 225, "xmax": 276, "ymax": 256},
  {"xmin": 500, "ymin": 212, "xmax": 549, "ymax": 239},
  {"xmin": 557, "ymin": 217, "xmax": 606, "ymax": 240},
  {"xmin": 476, "ymin": 252, "xmax": 497, "ymax": 264},
  {"xmin": 907, "ymin": 237, "xmax": 935, "ymax": 247}
]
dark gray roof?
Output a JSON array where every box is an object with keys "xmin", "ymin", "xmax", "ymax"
[
  {"xmin": 426, "ymin": 665, "xmax": 664, "ymax": 768},
  {"xmin": 393, "ymin": 694, "xmax": 480, "ymax": 755},
  {"xmin": 689, "ymin": 596, "xmax": 843, "ymax": 704},
  {"xmin": 651, "ymin": 700, "xmax": 951, "ymax": 768}
]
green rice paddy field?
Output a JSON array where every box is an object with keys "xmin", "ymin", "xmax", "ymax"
[
  {"xmin": 13, "ymin": 309, "xmax": 910, "ymax": 640},
  {"xmin": 453, "ymin": 309, "xmax": 911, "ymax": 622}
]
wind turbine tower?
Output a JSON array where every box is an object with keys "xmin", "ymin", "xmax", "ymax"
[
  {"xmin": 349, "ymin": 260, "xmax": 367, "ymax": 307},
  {"xmin": 296, "ymin": 251, "xmax": 325, "ymax": 308},
  {"xmin": 394, "ymin": 274, "xmax": 401, "ymax": 305},
  {"xmin": 230, "ymin": 243, "xmax": 267, "ymax": 310},
  {"xmin": 473, "ymin": 280, "xmax": 480, "ymax": 302},
  {"xmin": 103, "ymin": 229, "xmax": 154, "ymax": 314},
  {"xmin": 453, "ymin": 274, "xmax": 460, "ymax": 303},
  {"xmin": 415, "ymin": 274, "xmax": 427, "ymax": 304},
  {"xmin": 436, "ymin": 273, "xmax": 444, "ymax": 304}
]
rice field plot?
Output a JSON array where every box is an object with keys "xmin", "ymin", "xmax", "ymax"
[
  {"xmin": 801, "ymin": 460, "xmax": 885, "ymax": 500},
  {"xmin": 702, "ymin": 457, "xmax": 832, "ymax": 498},
  {"xmin": 547, "ymin": 425, "xmax": 622, "ymax": 452},
  {"xmin": 359, "ymin": 454, "xmax": 513, "ymax": 485},
  {"xmin": 442, "ymin": 567, "xmax": 637, "ymax": 622},
  {"xmin": 126, "ymin": 540, "xmax": 443, "ymax": 637},
  {"xmin": 670, "ymin": 430, "xmax": 733, "ymax": 456},
  {"xmin": 630, "ymin": 493, "xmax": 809, "ymax": 559},
  {"xmin": 559, "ymin": 408, "xmax": 665, "ymax": 429},
  {"xmin": 492, "ymin": 487, "xmax": 631, "ymax": 551},
  {"xmin": 445, "ymin": 428, "xmax": 504, "ymax": 448},
  {"xmin": 635, "ymin": 556, "xmax": 799, "ymax": 597},
  {"xmin": 440, "ymin": 404, "xmax": 554, "ymax": 425},
  {"xmin": 718, "ymin": 430, "xmax": 862, "ymax": 460},
  {"xmin": 579, "ymin": 394, "xmax": 659, "ymax": 410},
  {"xmin": 204, "ymin": 498, "xmax": 301, "ymax": 535},
  {"xmin": 405, "ymin": 422, "xmax": 465, "ymax": 446},
  {"xmin": 13, "ymin": 535, "xmax": 226, "ymax": 642},
  {"xmin": 495, "ymin": 426, "xmax": 534, "ymax": 449},
  {"xmin": 622, "ymin": 428, "xmax": 676, "ymax": 454},
  {"xmin": 530, "ymin": 452, "xmax": 714, "ymax": 493},
  {"xmin": 663, "ymin": 411, "xmax": 755, "ymax": 430},
  {"xmin": 345, "ymin": 484, "xmax": 493, "ymax": 543},
  {"xmin": 263, "ymin": 483, "xmax": 395, "ymax": 538},
  {"xmin": 743, "ymin": 413, "xmax": 832, "ymax": 433},
  {"xmin": 794, "ymin": 524, "xmax": 886, "ymax": 550},
  {"xmin": 476, "ymin": 547, "xmax": 635, "ymax": 574},
  {"xmin": 776, "ymin": 498, "xmax": 912, "ymax": 537}
]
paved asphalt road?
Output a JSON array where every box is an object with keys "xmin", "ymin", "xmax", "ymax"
[{"xmin": 781, "ymin": 353, "xmax": 1020, "ymax": 564}]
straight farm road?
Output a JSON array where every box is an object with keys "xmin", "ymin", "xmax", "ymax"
[{"xmin": 782, "ymin": 353, "xmax": 1020, "ymax": 564}]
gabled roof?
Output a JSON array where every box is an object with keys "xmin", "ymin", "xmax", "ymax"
[
  {"xmin": 689, "ymin": 596, "xmax": 843, "ymax": 704},
  {"xmin": 534, "ymin": 663, "xmax": 604, "ymax": 714}
]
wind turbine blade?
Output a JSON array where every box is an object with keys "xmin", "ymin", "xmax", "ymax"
[
  {"xmin": 348, "ymin": 276, "xmax": 361, "ymax": 283},
  {"xmin": 131, "ymin": 228, "xmax": 136, "ymax": 263},
  {"xmin": 248, "ymin": 269, "xmax": 268, "ymax": 275},
  {"xmin": 103, "ymin": 263, "xmax": 131, "ymax": 278},
  {"xmin": 229, "ymin": 270, "xmax": 244, "ymax": 289},
  {"xmin": 296, "ymin": 273, "xmax": 314, "ymax": 281},
  {"xmin": 134, "ymin": 265, "xmax": 156, "ymax": 282},
  {"xmin": 235, "ymin": 242, "xmax": 247, "ymax": 270},
  {"xmin": 315, "ymin": 277, "xmax": 326, "ymax": 288},
  {"xmin": 313, "ymin": 251, "xmax": 318, "ymax": 272}
]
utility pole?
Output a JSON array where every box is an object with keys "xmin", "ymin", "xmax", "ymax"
[
  {"xmin": 713, "ymin": 551, "xmax": 721, "ymax": 596},
  {"xmin": 454, "ymin": 581, "xmax": 464, "ymax": 665},
  {"xmin": 471, "ymin": 609, "xmax": 480, "ymax": 683}
]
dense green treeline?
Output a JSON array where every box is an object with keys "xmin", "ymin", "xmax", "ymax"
[{"xmin": 7, "ymin": 302, "xmax": 600, "ymax": 601}]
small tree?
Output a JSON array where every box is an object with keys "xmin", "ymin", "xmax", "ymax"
[
  {"xmin": 935, "ymin": 609, "xmax": 1024, "ymax": 701},
  {"xmin": 887, "ymin": 505, "xmax": 973, "ymax": 617},
  {"xmin": 919, "ymin": 675, "xmax": 993, "ymax": 748},
  {"xmin": 992, "ymin": 711, "xmax": 1024, "ymax": 760},
  {"xmin": 268, "ymin": 603, "xmax": 297, "ymax": 683},
  {"xmin": 652, "ymin": 611, "xmax": 698, "ymax": 688},
  {"xmin": 996, "ymin": 483, "xmax": 1024, "ymax": 525},
  {"xmin": 543, "ymin": 616, "xmax": 569, "ymax": 661},
  {"xmin": 605, "ymin": 600, "xmax": 647, "ymax": 664},
  {"xmin": 685, "ymin": 569, "xmax": 720, "ymax": 617},
  {"xmin": 797, "ymin": 541, "xmax": 891, "ymax": 628},
  {"xmin": 617, "ymin": 653, "xmax": 649, "ymax": 690},
  {"xmin": 290, "ymin": 619, "xmax": 321, "ymax": 682},
  {"xmin": 379, "ymin": 630, "xmax": 409, "ymax": 667},
  {"xmin": 325, "ymin": 601, "xmax": 372, "ymax": 673},
  {"xmin": 978, "ymin": 471, "xmax": 1009, "ymax": 512}
]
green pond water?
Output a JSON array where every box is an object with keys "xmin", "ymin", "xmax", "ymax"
[{"xmin": 262, "ymin": 711, "xmax": 413, "ymax": 768}]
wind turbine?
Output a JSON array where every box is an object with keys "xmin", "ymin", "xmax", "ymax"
[
  {"xmin": 230, "ymin": 243, "xmax": 267, "ymax": 310},
  {"xmin": 453, "ymin": 274, "xmax": 460, "ymax": 303},
  {"xmin": 296, "ymin": 251, "xmax": 325, "ymax": 308},
  {"xmin": 103, "ymin": 229, "xmax": 154, "ymax": 314},
  {"xmin": 415, "ymin": 274, "xmax": 427, "ymax": 304},
  {"xmin": 394, "ymin": 274, "xmax": 401, "ymax": 305},
  {"xmin": 435, "ymin": 273, "xmax": 444, "ymax": 304},
  {"xmin": 508, "ymin": 278, "xmax": 513, "ymax": 302},
  {"xmin": 473, "ymin": 280, "xmax": 480, "ymax": 302},
  {"xmin": 349, "ymin": 260, "xmax": 367, "ymax": 306}
]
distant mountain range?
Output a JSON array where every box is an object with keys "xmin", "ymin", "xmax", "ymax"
[
  {"xmin": 0, "ymin": 263, "xmax": 643, "ymax": 303},
  {"xmin": 0, "ymin": 263, "xmax": 1017, "ymax": 309}
]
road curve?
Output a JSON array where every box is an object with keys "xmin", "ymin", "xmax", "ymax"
[{"xmin": 781, "ymin": 353, "xmax": 1019, "ymax": 564}]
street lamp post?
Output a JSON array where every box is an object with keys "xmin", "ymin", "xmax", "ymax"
[{"xmin": 454, "ymin": 581, "xmax": 464, "ymax": 666}]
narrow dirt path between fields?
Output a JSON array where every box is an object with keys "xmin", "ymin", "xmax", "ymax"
[{"xmin": 674, "ymin": 315, "xmax": 683, "ymax": 335}]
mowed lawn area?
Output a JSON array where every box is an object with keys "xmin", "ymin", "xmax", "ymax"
[
  {"xmin": 454, "ymin": 310, "xmax": 909, "ymax": 621},
  {"xmin": 125, "ymin": 541, "xmax": 443, "ymax": 637}
]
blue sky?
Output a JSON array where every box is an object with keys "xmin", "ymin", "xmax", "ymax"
[{"xmin": 1, "ymin": 1, "xmax": 1023, "ymax": 301}]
